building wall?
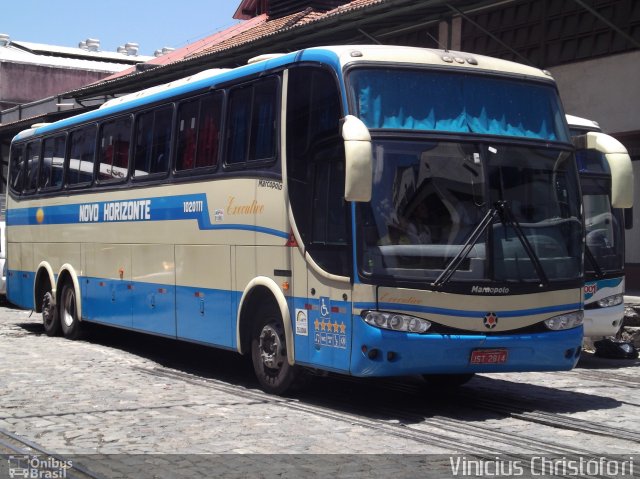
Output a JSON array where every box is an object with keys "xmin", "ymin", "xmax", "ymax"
[
  {"xmin": 549, "ymin": 50, "xmax": 640, "ymax": 134},
  {"xmin": 0, "ymin": 62, "xmax": 110, "ymax": 107}
]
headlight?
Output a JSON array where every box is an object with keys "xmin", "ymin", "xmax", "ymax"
[
  {"xmin": 362, "ymin": 311, "xmax": 431, "ymax": 333},
  {"xmin": 597, "ymin": 294, "xmax": 624, "ymax": 308},
  {"xmin": 544, "ymin": 311, "xmax": 584, "ymax": 330}
]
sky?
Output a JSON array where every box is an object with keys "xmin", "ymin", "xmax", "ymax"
[{"xmin": 1, "ymin": 0, "xmax": 243, "ymax": 56}]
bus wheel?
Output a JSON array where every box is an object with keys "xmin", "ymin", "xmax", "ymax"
[
  {"xmin": 60, "ymin": 282, "xmax": 83, "ymax": 340},
  {"xmin": 423, "ymin": 373, "xmax": 475, "ymax": 388},
  {"xmin": 251, "ymin": 310, "xmax": 298, "ymax": 395},
  {"xmin": 41, "ymin": 291, "xmax": 60, "ymax": 337}
]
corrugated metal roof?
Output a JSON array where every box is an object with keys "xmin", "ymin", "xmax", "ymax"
[
  {"xmin": 0, "ymin": 42, "xmax": 146, "ymax": 73},
  {"xmin": 11, "ymin": 40, "xmax": 153, "ymax": 63}
]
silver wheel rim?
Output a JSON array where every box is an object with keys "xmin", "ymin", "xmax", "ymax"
[
  {"xmin": 258, "ymin": 324, "xmax": 284, "ymax": 370},
  {"xmin": 62, "ymin": 288, "xmax": 75, "ymax": 328}
]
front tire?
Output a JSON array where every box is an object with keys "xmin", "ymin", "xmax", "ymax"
[
  {"xmin": 42, "ymin": 291, "xmax": 60, "ymax": 337},
  {"xmin": 59, "ymin": 282, "xmax": 83, "ymax": 340},
  {"xmin": 251, "ymin": 309, "xmax": 298, "ymax": 395}
]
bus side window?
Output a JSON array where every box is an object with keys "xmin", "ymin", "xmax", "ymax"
[
  {"xmin": 226, "ymin": 86, "xmax": 252, "ymax": 165},
  {"xmin": 225, "ymin": 77, "xmax": 278, "ymax": 167},
  {"xmin": 67, "ymin": 126, "xmax": 96, "ymax": 186},
  {"xmin": 25, "ymin": 140, "xmax": 41, "ymax": 194},
  {"xmin": 98, "ymin": 116, "xmax": 131, "ymax": 183},
  {"xmin": 134, "ymin": 105, "xmax": 173, "ymax": 178},
  {"xmin": 176, "ymin": 92, "xmax": 222, "ymax": 172},
  {"xmin": 197, "ymin": 93, "xmax": 222, "ymax": 168},
  {"xmin": 9, "ymin": 144, "xmax": 26, "ymax": 194},
  {"xmin": 41, "ymin": 135, "xmax": 65, "ymax": 190}
]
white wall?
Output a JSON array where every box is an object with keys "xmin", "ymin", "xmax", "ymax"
[{"xmin": 550, "ymin": 50, "xmax": 640, "ymax": 135}]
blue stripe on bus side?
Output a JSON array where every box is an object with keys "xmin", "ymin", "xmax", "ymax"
[
  {"xmin": 80, "ymin": 275, "xmax": 238, "ymax": 348},
  {"xmin": 6, "ymin": 193, "xmax": 289, "ymax": 239},
  {"xmin": 354, "ymin": 301, "xmax": 582, "ymax": 318}
]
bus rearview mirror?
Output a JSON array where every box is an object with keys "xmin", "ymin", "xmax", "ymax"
[
  {"xmin": 341, "ymin": 115, "xmax": 372, "ymax": 202},
  {"xmin": 575, "ymin": 132, "xmax": 634, "ymax": 209}
]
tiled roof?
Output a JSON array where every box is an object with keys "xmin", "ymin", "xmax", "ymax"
[
  {"xmin": 98, "ymin": 15, "xmax": 268, "ymax": 83},
  {"xmin": 62, "ymin": 0, "xmax": 424, "ymax": 99},
  {"xmin": 187, "ymin": 8, "xmax": 320, "ymax": 59},
  {"xmin": 191, "ymin": 0, "xmax": 387, "ymax": 58}
]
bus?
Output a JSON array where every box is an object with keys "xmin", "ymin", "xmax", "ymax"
[
  {"xmin": 567, "ymin": 114, "xmax": 634, "ymax": 338},
  {"xmin": 6, "ymin": 45, "xmax": 606, "ymax": 394}
]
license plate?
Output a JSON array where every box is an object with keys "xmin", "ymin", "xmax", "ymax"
[{"xmin": 470, "ymin": 348, "xmax": 508, "ymax": 365}]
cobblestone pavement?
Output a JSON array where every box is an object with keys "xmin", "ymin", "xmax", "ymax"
[{"xmin": 0, "ymin": 302, "xmax": 638, "ymax": 478}]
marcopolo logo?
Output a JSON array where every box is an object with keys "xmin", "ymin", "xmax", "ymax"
[{"xmin": 471, "ymin": 286, "xmax": 510, "ymax": 294}]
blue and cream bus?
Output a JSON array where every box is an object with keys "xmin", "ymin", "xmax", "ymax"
[
  {"xmin": 567, "ymin": 115, "xmax": 634, "ymax": 338},
  {"xmin": 7, "ymin": 46, "xmax": 597, "ymax": 393}
]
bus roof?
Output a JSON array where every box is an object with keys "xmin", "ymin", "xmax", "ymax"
[{"xmin": 13, "ymin": 45, "xmax": 554, "ymax": 143}]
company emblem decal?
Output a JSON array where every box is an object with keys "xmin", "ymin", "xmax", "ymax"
[{"xmin": 483, "ymin": 312, "xmax": 498, "ymax": 329}]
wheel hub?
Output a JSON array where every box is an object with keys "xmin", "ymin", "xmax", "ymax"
[{"xmin": 259, "ymin": 325, "xmax": 284, "ymax": 370}]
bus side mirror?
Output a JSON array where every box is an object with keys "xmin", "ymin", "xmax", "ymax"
[
  {"xmin": 575, "ymin": 132, "xmax": 634, "ymax": 208},
  {"xmin": 341, "ymin": 115, "xmax": 372, "ymax": 202},
  {"xmin": 625, "ymin": 207, "xmax": 633, "ymax": 230}
]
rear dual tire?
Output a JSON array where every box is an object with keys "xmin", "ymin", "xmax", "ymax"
[
  {"xmin": 41, "ymin": 291, "xmax": 60, "ymax": 337},
  {"xmin": 59, "ymin": 282, "xmax": 84, "ymax": 340}
]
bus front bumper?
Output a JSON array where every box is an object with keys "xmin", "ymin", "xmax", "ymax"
[{"xmin": 349, "ymin": 319, "xmax": 583, "ymax": 377}]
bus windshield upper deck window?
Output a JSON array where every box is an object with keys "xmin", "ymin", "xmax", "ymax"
[{"xmin": 348, "ymin": 69, "xmax": 569, "ymax": 142}]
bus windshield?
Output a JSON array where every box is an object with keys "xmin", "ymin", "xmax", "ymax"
[
  {"xmin": 357, "ymin": 139, "xmax": 583, "ymax": 285},
  {"xmin": 582, "ymin": 177, "xmax": 624, "ymax": 274},
  {"xmin": 348, "ymin": 68, "xmax": 569, "ymax": 142}
]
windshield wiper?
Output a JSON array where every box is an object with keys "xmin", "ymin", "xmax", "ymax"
[
  {"xmin": 495, "ymin": 200, "xmax": 549, "ymax": 287},
  {"xmin": 432, "ymin": 206, "xmax": 499, "ymax": 288},
  {"xmin": 584, "ymin": 246, "xmax": 604, "ymax": 278},
  {"xmin": 432, "ymin": 201, "xmax": 549, "ymax": 288}
]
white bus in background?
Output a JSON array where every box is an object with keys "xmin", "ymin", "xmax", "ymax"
[{"xmin": 567, "ymin": 114, "xmax": 634, "ymax": 338}]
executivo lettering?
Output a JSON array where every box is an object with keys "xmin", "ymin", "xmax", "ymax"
[{"xmin": 471, "ymin": 286, "xmax": 510, "ymax": 294}]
